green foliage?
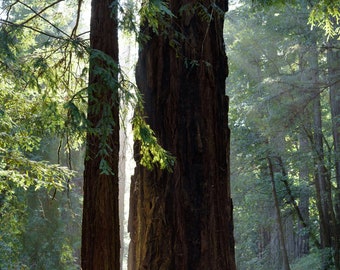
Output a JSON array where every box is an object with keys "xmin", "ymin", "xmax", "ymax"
[
  {"xmin": 19, "ymin": 189, "xmax": 82, "ymax": 270},
  {"xmin": 86, "ymin": 49, "xmax": 120, "ymax": 175},
  {"xmin": 309, "ymin": 0, "xmax": 340, "ymax": 39},
  {"xmin": 0, "ymin": 149, "xmax": 74, "ymax": 191},
  {"xmin": 0, "ymin": 59, "xmax": 77, "ymax": 192},
  {"xmin": 117, "ymin": 0, "xmax": 139, "ymax": 35},
  {"xmin": 86, "ymin": 48, "xmax": 175, "ymax": 174},
  {"xmin": 0, "ymin": 0, "xmax": 176, "ymax": 268},
  {"xmin": 251, "ymin": 0, "xmax": 290, "ymax": 9},
  {"xmin": 0, "ymin": 185, "xmax": 82, "ymax": 269},
  {"xmin": 0, "ymin": 189, "xmax": 27, "ymax": 269},
  {"xmin": 226, "ymin": 0, "xmax": 337, "ymax": 268},
  {"xmin": 252, "ymin": 0, "xmax": 340, "ymax": 38},
  {"xmin": 132, "ymin": 104, "xmax": 175, "ymax": 172},
  {"xmin": 291, "ymin": 249, "xmax": 324, "ymax": 270},
  {"xmin": 139, "ymin": 0, "xmax": 174, "ymax": 35},
  {"xmin": 0, "ymin": 0, "xmax": 85, "ymax": 267}
]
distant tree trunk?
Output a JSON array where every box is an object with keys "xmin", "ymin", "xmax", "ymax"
[
  {"xmin": 299, "ymin": 35, "xmax": 337, "ymax": 269},
  {"xmin": 313, "ymin": 90, "xmax": 335, "ymax": 269},
  {"xmin": 327, "ymin": 38, "xmax": 340, "ymax": 270},
  {"xmin": 256, "ymin": 166, "xmax": 275, "ymax": 265},
  {"xmin": 81, "ymin": 0, "xmax": 120, "ymax": 269},
  {"xmin": 267, "ymin": 157, "xmax": 291, "ymax": 270},
  {"xmin": 298, "ymin": 34, "xmax": 324, "ymax": 258},
  {"xmin": 309, "ymin": 40, "xmax": 335, "ymax": 269},
  {"xmin": 297, "ymin": 132, "xmax": 310, "ymax": 257},
  {"xmin": 128, "ymin": 0, "xmax": 236, "ymax": 269},
  {"xmin": 285, "ymin": 213, "xmax": 295, "ymax": 260},
  {"xmin": 276, "ymin": 154, "xmax": 311, "ymax": 259}
]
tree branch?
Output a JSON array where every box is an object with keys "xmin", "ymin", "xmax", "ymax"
[
  {"xmin": 17, "ymin": 0, "xmax": 70, "ymax": 38},
  {"xmin": 71, "ymin": 0, "xmax": 84, "ymax": 38},
  {"xmin": 0, "ymin": 19, "xmax": 67, "ymax": 40}
]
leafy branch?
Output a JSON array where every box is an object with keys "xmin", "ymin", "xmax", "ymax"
[
  {"xmin": 0, "ymin": 148, "xmax": 74, "ymax": 192},
  {"xmin": 308, "ymin": 1, "xmax": 340, "ymax": 39},
  {"xmin": 132, "ymin": 102, "xmax": 175, "ymax": 172}
]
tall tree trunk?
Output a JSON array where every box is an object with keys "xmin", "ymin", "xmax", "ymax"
[
  {"xmin": 81, "ymin": 0, "xmax": 120, "ymax": 269},
  {"xmin": 297, "ymin": 132, "xmax": 310, "ymax": 257},
  {"xmin": 313, "ymin": 90, "xmax": 335, "ymax": 269},
  {"xmin": 277, "ymin": 154, "xmax": 312, "ymax": 258},
  {"xmin": 310, "ymin": 41, "xmax": 335, "ymax": 269},
  {"xmin": 300, "ymin": 35, "xmax": 336, "ymax": 269},
  {"xmin": 128, "ymin": 0, "xmax": 236, "ymax": 269},
  {"xmin": 327, "ymin": 37, "xmax": 340, "ymax": 270},
  {"xmin": 267, "ymin": 157, "xmax": 291, "ymax": 270}
]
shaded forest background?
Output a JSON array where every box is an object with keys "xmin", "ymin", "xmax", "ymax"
[
  {"xmin": 226, "ymin": 1, "xmax": 340, "ymax": 269},
  {"xmin": 0, "ymin": 0, "xmax": 339, "ymax": 269}
]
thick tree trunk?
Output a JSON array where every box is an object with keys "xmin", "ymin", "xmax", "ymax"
[
  {"xmin": 81, "ymin": 0, "xmax": 120, "ymax": 269},
  {"xmin": 128, "ymin": 0, "xmax": 236, "ymax": 269}
]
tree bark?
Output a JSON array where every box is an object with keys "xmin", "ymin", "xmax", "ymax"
[
  {"xmin": 128, "ymin": 0, "xmax": 236, "ymax": 269},
  {"xmin": 309, "ymin": 40, "xmax": 335, "ymax": 269},
  {"xmin": 81, "ymin": 0, "xmax": 120, "ymax": 269},
  {"xmin": 327, "ymin": 37, "xmax": 340, "ymax": 270},
  {"xmin": 297, "ymin": 132, "xmax": 311, "ymax": 256},
  {"xmin": 313, "ymin": 88, "xmax": 335, "ymax": 270},
  {"xmin": 267, "ymin": 157, "xmax": 291, "ymax": 270}
]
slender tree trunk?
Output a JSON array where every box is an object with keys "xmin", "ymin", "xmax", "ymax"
[
  {"xmin": 327, "ymin": 37, "xmax": 340, "ymax": 270},
  {"xmin": 277, "ymin": 155, "xmax": 312, "ymax": 257},
  {"xmin": 267, "ymin": 157, "xmax": 291, "ymax": 270},
  {"xmin": 309, "ymin": 41, "xmax": 335, "ymax": 269},
  {"xmin": 313, "ymin": 90, "xmax": 335, "ymax": 269},
  {"xmin": 128, "ymin": 0, "xmax": 236, "ymax": 269},
  {"xmin": 299, "ymin": 35, "xmax": 336, "ymax": 269},
  {"xmin": 285, "ymin": 213, "xmax": 295, "ymax": 260},
  {"xmin": 298, "ymin": 32, "xmax": 326, "ymax": 258},
  {"xmin": 297, "ymin": 132, "xmax": 310, "ymax": 256},
  {"xmin": 81, "ymin": 0, "xmax": 120, "ymax": 269}
]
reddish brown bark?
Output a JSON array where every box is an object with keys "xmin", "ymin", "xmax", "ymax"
[
  {"xmin": 81, "ymin": 0, "xmax": 120, "ymax": 269},
  {"xmin": 128, "ymin": 0, "xmax": 236, "ymax": 269}
]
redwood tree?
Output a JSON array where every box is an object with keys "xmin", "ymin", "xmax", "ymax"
[
  {"xmin": 81, "ymin": 0, "xmax": 120, "ymax": 269},
  {"xmin": 128, "ymin": 0, "xmax": 236, "ymax": 269}
]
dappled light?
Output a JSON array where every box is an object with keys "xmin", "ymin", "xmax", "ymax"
[{"xmin": 0, "ymin": 0, "xmax": 339, "ymax": 269}]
